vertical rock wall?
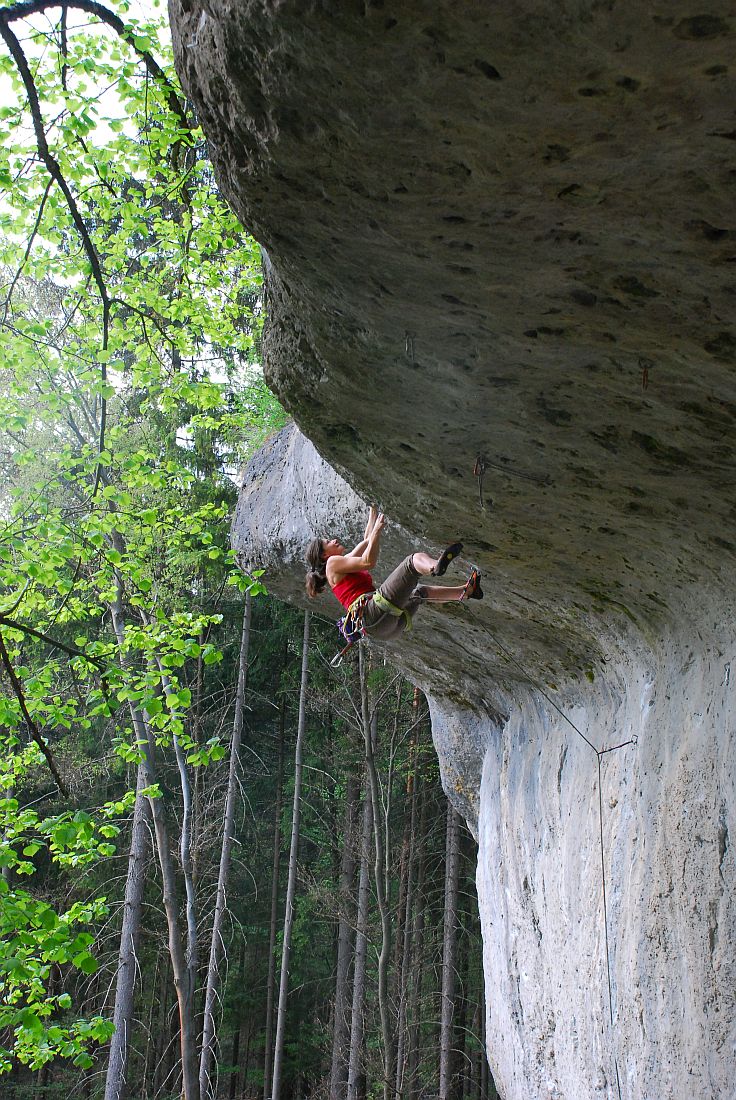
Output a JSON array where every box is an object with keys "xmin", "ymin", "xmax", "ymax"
[{"xmin": 476, "ymin": 627, "xmax": 736, "ymax": 1099}]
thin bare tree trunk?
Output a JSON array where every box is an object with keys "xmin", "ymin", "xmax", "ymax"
[
  {"xmin": 456, "ymin": 927, "xmax": 470, "ymax": 1100},
  {"xmin": 35, "ymin": 1062, "xmax": 50, "ymax": 1100},
  {"xmin": 394, "ymin": 724, "xmax": 421, "ymax": 1098},
  {"xmin": 228, "ymin": 940, "xmax": 246, "ymax": 1100},
  {"xmin": 141, "ymin": 709, "xmax": 199, "ymax": 1099},
  {"xmin": 329, "ymin": 773, "xmax": 358, "ymax": 1100},
  {"xmin": 172, "ymin": 725, "xmax": 197, "ymax": 1002},
  {"xmin": 263, "ymin": 692, "xmax": 287, "ymax": 1100},
  {"xmin": 439, "ymin": 804, "xmax": 461, "ymax": 1100},
  {"xmin": 470, "ymin": 1000, "xmax": 480, "ymax": 1100},
  {"xmin": 109, "ymin": 575, "xmax": 200, "ymax": 1100},
  {"xmin": 155, "ymin": 661, "xmax": 198, "ymax": 1047},
  {"xmin": 228, "ymin": 1024, "xmax": 241, "ymax": 1100},
  {"xmin": 271, "ymin": 612, "xmax": 310, "ymax": 1100},
  {"xmin": 103, "ymin": 761, "xmax": 150, "ymax": 1100},
  {"xmin": 407, "ymin": 773, "xmax": 429, "ymax": 1100},
  {"xmin": 200, "ymin": 594, "xmax": 252, "ymax": 1099},
  {"xmin": 359, "ymin": 643, "xmax": 395, "ymax": 1100},
  {"xmin": 152, "ymin": 955, "xmax": 172, "ymax": 1096},
  {"xmin": 346, "ymin": 769, "xmax": 373, "ymax": 1100},
  {"xmin": 140, "ymin": 948, "xmax": 162, "ymax": 1099}
]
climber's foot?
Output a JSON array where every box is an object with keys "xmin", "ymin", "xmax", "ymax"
[
  {"xmin": 431, "ymin": 541, "xmax": 463, "ymax": 577},
  {"xmin": 462, "ymin": 569, "xmax": 484, "ymax": 600}
]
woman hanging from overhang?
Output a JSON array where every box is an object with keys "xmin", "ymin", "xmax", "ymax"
[{"xmin": 305, "ymin": 505, "xmax": 482, "ymax": 642}]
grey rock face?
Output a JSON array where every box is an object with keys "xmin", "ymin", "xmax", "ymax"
[{"xmin": 172, "ymin": 4, "xmax": 736, "ymax": 1097}]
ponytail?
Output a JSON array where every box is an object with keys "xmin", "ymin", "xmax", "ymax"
[{"xmin": 305, "ymin": 538, "xmax": 327, "ymax": 598}]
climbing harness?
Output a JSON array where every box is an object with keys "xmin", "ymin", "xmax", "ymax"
[
  {"xmin": 330, "ymin": 592, "xmax": 371, "ymax": 668},
  {"xmin": 463, "ymin": 604, "xmax": 636, "ymax": 1100},
  {"xmin": 330, "ymin": 589, "xmax": 416, "ymax": 667}
]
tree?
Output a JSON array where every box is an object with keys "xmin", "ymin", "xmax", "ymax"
[
  {"xmin": 359, "ymin": 643, "xmax": 395, "ymax": 1100},
  {"xmin": 271, "ymin": 611, "xmax": 310, "ymax": 1100},
  {"xmin": 103, "ymin": 764, "xmax": 150, "ymax": 1100},
  {"xmin": 328, "ymin": 771, "xmax": 358, "ymax": 1100},
  {"xmin": 0, "ymin": 0, "xmax": 280, "ymax": 1085},
  {"xmin": 262, "ymin": 691, "xmax": 287, "ymax": 1100},
  {"xmin": 200, "ymin": 592, "xmax": 252, "ymax": 1099},
  {"xmin": 346, "ymin": 764, "xmax": 373, "ymax": 1100},
  {"xmin": 439, "ymin": 803, "xmax": 461, "ymax": 1100}
]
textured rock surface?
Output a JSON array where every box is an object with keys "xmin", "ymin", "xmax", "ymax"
[{"xmin": 172, "ymin": 4, "xmax": 736, "ymax": 1098}]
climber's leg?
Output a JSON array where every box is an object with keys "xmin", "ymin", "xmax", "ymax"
[
  {"xmin": 410, "ymin": 542, "xmax": 463, "ymax": 577},
  {"xmin": 417, "ymin": 569, "xmax": 484, "ymax": 602}
]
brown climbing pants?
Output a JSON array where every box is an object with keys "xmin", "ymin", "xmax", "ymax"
[{"xmin": 362, "ymin": 556, "xmax": 427, "ymax": 640}]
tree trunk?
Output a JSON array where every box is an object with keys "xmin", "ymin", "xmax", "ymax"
[
  {"xmin": 394, "ymin": 723, "xmax": 421, "ymax": 1098},
  {"xmin": 359, "ymin": 643, "xmax": 395, "ymax": 1100},
  {"xmin": 455, "ymin": 925, "xmax": 470, "ymax": 1100},
  {"xmin": 200, "ymin": 593, "xmax": 252, "ymax": 1099},
  {"xmin": 143, "ymin": 717, "xmax": 199, "ymax": 1100},
  {"xmin": 271, "ymin": 612, "xmax": 310, "ymax": 1100},
  {"xmin": 103, "ymin": 762, "xmax": 151, "ymax": 1100},
  {"xmin": 346, "ymin": 768, "xmax": 373, "ymax": 1100},
  {"xmin": 152, "ymin": 955, "xmax": 173, "ymax": 1097},
  {"xmin": 329, "ymin": 772, "xmax": 358, "ymax": 1100},
  {"xmin": 406, "ymin": 771, "xmax": 429, "ymax": 1100},
  {"xmin": 263, "ymin": 692, "xmax": 287, "ymax": 1100},
  {"xmin": 228, "ymin": 1020, "xmax": 241, "ymax": 1100},
  {"xmin": 228, "ymin": 939, "xmax": 246, "ymax": 1100},
  {"xmin": 109, "ymin": 576, "xmax": 199, "ymax": 1100},
  {"xmin": 159, "ymin": 664, "xmax": 198, "ymax": 1051},
  {"xmin": 439, "ymin": 804, "xmax": 461, "ymax": 1100},
  {"xmin": 140, "ymin": 947, "xmax": 162, "ymax": 1099}
]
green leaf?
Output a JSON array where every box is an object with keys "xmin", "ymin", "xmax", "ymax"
[{"xmin": 72, "ymin": 952, "xmax": 98, "ymax": 975}]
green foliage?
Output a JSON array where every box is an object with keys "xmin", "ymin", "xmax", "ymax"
[
  {"xmin": 0, "ymin": 878, "xmax": 113, "ymax": 1072},
  {"xmin": 0, "ymin": 0, "xmax": 283, "ymax": 1078}
]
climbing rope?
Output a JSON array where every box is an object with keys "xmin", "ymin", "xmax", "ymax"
[{"xmin": 463, "ymin": 603, "xmax": 635, "ymax": 1100}]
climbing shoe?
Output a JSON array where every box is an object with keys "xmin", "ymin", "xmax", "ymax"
[
  {"xmin": 462, "ymin": 569, "xmax": 484, "ymax": 600},
  {"xmin": 431, "ymin": 541, "xmax": 463, "ymax": 576}
]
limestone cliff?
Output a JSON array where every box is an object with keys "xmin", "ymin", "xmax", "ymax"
[{"xmin": 170, "ymin": 3, "xmax": 736, "ymax": 1097}]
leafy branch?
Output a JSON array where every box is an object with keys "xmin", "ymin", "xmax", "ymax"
[
  {"xmin": 0, "ymin": 0, "xmax": 193, "ymax": 494},
  {"xmin": 0, "ymin": 630, "xmax": 69, "ymax": 795},
  {"xmin": 0, "ymin": 0, "xmax": 189, "ymax": 130},
  {"xmin": 0, "ymin": 9, "xmax": 111, "ymax": 488},
  {"xmin": 0, "ymin": 613, "xmax": 107, "ymax": 668}
]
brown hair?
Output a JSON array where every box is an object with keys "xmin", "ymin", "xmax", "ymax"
[{"xmin": 305, "ymin": 538, "xmax": 327, "ymax": 597}]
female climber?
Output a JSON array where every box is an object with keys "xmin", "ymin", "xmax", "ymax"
[{"xmin": 305, "ymin": 505, "xmax": 482, "ymax": 641}]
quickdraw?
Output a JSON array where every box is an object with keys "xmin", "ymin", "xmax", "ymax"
[{"xmin": 330, "ymin": 593, "xmax": 371, "ymax": 668}]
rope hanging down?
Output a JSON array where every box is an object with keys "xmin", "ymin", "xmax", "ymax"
[{"xmin": 464, "ymin": 604, "xmax": 636, "ymax": 1100}]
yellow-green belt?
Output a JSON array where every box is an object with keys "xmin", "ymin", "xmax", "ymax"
[{"xmin": 371, "ymin": 590, "xmax": 412, "ymax": 632}]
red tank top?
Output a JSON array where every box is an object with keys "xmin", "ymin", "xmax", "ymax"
[{"xmin": 332, "ymin": 570, "xmax": 375, "ymax": 611}]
